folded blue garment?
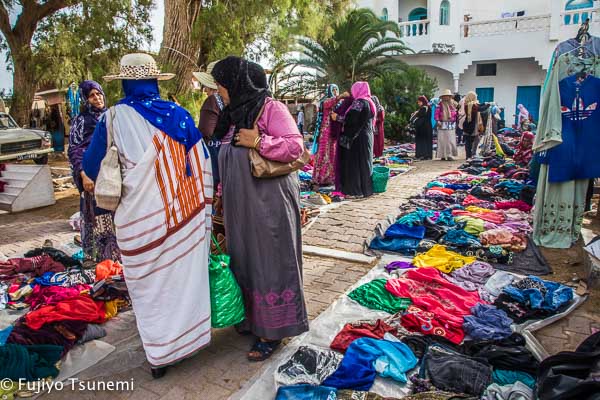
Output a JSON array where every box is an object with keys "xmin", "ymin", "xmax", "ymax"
[
  {"xmin": 34, "ymin": 271, "xmax": 67, "ymax": 286},
  {"xmin": 0, "ymin": 325, "xmax": 13, "ymax": 345},
  {"xmin": 275, "ymin": 385, "xmax": 337, "ymax": 400},
  {"xmin": 492, "ymin": 370, "xmax": 536, "ymax": 389},
  {"xmin": 397, "ymin": 208, "xmax": 436, "ymax": 227},
  {"xmin": 369, "ymin": 237, "xmax": 420, "ymax": 255},
  {"xmin": 384, "ymin": 223, "xmax": 426, "ymax": 240},
  {"xmin": 441, "ymin": 229, "xmax": 481, "ymax": 248},
  {"xmin": 73, "ymin": 249, "xmax": 85, "ymax": 261},
  {"xmin": 463, "ymin": 304, "xmax": 513, "ymax": 340},
  {"xmin": 503, "ymin": 276, "xmax": 573, "ymax": 311},
  {"xmin": 445, "ymin": 183, "xmax": 472, "ymax": 191},
  {"xmin": 323, "ymin": 338, "xmax": 418, "ymax": 391}
]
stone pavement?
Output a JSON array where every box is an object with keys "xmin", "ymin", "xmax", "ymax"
[
  {"xmin": 303, "ymin": 160, "xmax": 462, "ymax": 253},
  {"xmin": 0, "ymin": 159, "xmax": 599, "ymax": 399}
]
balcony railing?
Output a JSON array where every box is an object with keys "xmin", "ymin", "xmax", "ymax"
[
  {"xmin": 461, "ymin": 14, "xmax": 551, "ymax": 38},
  {"xmin": 562, "ymin": 8, "xmax": 598, "ymax": 26},
  {"xmin": 398, "ymin": 19, "xmax": 430, "ymax": 38}
]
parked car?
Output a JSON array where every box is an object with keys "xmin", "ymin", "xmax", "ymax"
[{"xmin": 0, "ymin": 112, "xmax": 53, "ymax": 165}]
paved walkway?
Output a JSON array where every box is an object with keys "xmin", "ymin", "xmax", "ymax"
[{"xmin": 1, "ymin": 160, "xmax": 598, "ymax": 399}]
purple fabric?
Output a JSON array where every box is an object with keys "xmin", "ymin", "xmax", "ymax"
[
  {"xmin": 385, "ymin": 261, "xmax": 414, "ymax": 273},
  {"xmin": 446, "ymin": 261, "xmax": 496, "ymax": 292},
  {"xmin": 67, "ymin": 80, "xmax": 106, "ymax": 191}
]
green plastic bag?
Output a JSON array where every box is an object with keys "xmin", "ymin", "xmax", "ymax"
[{"xmin": 209, "ymin": 235, "xmax": 245, "ymax": 328}]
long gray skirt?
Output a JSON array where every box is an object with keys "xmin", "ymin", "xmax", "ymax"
[
  {"xmin": 436, "ymin": 128, "xmax": 458, "ymax": 159},
  {"xmin": 219, "ymin": 143, "xmax": 308, "ymax": 340}
]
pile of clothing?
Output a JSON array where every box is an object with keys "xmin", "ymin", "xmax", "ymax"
[
  {"xmin": 374, "ymin": 146, "xmax": 414, "ymax": 177},
  {"xmin": 369, "ymin": 138, "xmax": 545, "ymax": 276},
  {"xmin": 0, "ymin": 244, "xmax": 129, "ymax": 388},
  {"xmin": 273, "ymin": 264, "xmax": 575, "ymax": 399},
  {"xmin": 273, "ymin": 130, "xmax": 584, "ymax": 399}
]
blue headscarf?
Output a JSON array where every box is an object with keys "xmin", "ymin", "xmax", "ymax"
[
  {"xmin": 326, "ymin": 84, "xmax": 339, "ymax": 98},
  {"xmin": 117, "ymin": 79, "xmax": 202, "ymax": 155},
  {"xmin": 68, "ymin": 80, "xmax": 106, "ymax": 190}
]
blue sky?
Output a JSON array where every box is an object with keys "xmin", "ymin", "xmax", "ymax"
[{"xmin": 0, "ymin": 1, "xmax": 164, "ymax": 92}]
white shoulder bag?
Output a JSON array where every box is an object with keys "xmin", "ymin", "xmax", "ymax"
[{"xmin": 94, "ymin": 108, "xmax": 122, "ymax": 211}]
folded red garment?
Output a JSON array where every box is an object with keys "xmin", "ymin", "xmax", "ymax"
[
  {"xmin": 25, "ymin": 294, "xmax": 106, "ymax": 330},
  {"xmin": 452, "ymin": 210, "xmax": 505, "ymax": 224},
  {"xmin": 26, "ymin": 284, "xmax": 90, "ymax": 310},
  {"xmin": 462, "ymin": 195, "xmax": 487, "ymax": 206},
  {"xmin": 401, "ymin": 305, "xmax": 465, "ymax": 344},
  {"xmin": 0, "ymin": 254, "xmax": 65, "ymax": 279},
  {"xmin": 385, "ymin": 268, "xmax": 481, "ymax": 327},
  {"xmin": 330, "ymin": 319, "xmax": 398, "ymax": 353},
  {"xmin": 494, "ymin": 200, "xmax": 532, "ymax": 212},
  {"xmin": 427, "ymin": 187, "xmax": 455, "ymax": 195}
]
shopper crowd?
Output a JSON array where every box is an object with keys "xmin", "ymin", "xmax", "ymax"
[
  {"xmin": 27, "ymin": 53, "xmax": 389, "ymax": 381},
  {"xmin": 410, "ymin": 89, "xmax": 524, "ymax": 162}
]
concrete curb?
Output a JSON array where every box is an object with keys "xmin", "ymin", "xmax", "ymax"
[{"xmin": 302, "ymin": 245, "xmax": 377, "ymax": 265}]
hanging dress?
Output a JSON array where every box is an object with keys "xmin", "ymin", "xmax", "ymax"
[
  {"xmin": 533, "ymin": 47, "xmax": 600, "ymax": 248},
  {"xmin": 313, "ymin": 97, "xmax": 341, "ymax": 185}
]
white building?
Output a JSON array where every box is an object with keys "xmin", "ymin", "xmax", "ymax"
[{"xmin": 356, "ymin": 0, "xmax": 600, "ymax": 124}]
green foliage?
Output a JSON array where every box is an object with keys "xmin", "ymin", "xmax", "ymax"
[
  {"xmin": 191, "ymin": 0, "xmax": 349, "ymax": 67},
  {"xmin": 278, "ymin": 8, "xmax": 411, "ymax": 97},
  {"xmin": 371, "ymin": 67, "xmax": 437, "ymax": 141},
  {"xmin": 30, "ymin": 0, "xmax": 154, "ymax": 105}
]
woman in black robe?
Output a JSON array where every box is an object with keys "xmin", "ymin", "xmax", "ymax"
[
  {"xmin": 333, "ymin": 81, "xmax": 376, "ymax": 198},
  {"xmin": 412, "ymin": 95, "xmax": 433, "ymax": 160}
]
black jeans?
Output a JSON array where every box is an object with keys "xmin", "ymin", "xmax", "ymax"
[
  {"xmin": 464, "ymin": 135, "xmax": 474, "ymax": 159},
  {"xmin": 456, "ymin": 127, "xmax": 463, "ymax": 145}
]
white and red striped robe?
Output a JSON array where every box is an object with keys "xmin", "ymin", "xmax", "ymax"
[{"xmin": 110, "ymin": 104, "xmax": 213, "ymax": 367}]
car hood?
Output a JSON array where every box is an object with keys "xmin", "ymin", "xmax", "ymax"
[{"xmin": 0, "ymin": 128, "xmax": 47, "ymax": 142}]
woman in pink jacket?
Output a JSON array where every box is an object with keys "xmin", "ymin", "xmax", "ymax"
[
  {"xmin": 434, "ymin": 89, "xmax": 458, "ymax": 160},
  {"xmin": 211, "ymin": 57, "xmax": 308, "ymax": 362}
]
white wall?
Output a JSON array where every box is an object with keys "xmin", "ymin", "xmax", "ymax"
[
  {"xmin": 458, "ymin": 58, "xmax": 546, "ymax": 122},
  {"xmin": 417, "ymin": 65, "xmax": 454, "ymax": 96},
  {"xmin": 463, "ymin": 0, "xmax": 551, "ymax": 21}
]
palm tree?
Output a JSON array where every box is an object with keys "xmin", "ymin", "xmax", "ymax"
[{"xmin": 276, "ymin": 8, "xmax": 411, "ymax": 97}]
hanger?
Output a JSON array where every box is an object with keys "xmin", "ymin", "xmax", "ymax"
[{"xmin": 575, "ymin": 18, "xmax": 591, "ymax": 45}]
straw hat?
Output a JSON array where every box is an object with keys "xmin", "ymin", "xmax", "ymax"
[
  {"xmin": 192, "ymin": 61, "xmax": 218, "ymax": 90},
  {"xmin": 104, "ymin": 53, "xmax": 175, "ymax": 82},
  {"xmin": 440, "ymin": 89, "xmax": 453, "ymax": 98}
]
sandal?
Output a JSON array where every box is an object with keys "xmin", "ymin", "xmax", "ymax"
[{"xmin": 247, "ymin": 338, "xmax": 281, "ymax": 362}]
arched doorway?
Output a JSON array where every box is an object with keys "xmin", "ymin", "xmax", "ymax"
[
  {"xmin": 409, "ymin": 7, "xmax": 427, "ymax": 21},
  {"xmin": 408, "ymin": 7, "xmax": 428, "ymax": 36}
]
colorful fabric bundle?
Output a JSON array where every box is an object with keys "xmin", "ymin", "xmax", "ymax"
[{"xmin": 412, "ymin": 244, "xmax": 477, "ymax": 273}]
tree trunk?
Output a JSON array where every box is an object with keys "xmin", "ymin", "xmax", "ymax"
[
  {"xmin": 10, "ymin": 49, "xmax": 37, "ymax": 127},
  {"xmin": 158, "ymin": 0, "xmax": 202, "ymax": 95}
]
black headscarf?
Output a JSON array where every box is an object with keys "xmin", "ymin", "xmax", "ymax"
[{"xmin": 211, "ymin": 56, "xmax": 271, "ymax": 140}]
